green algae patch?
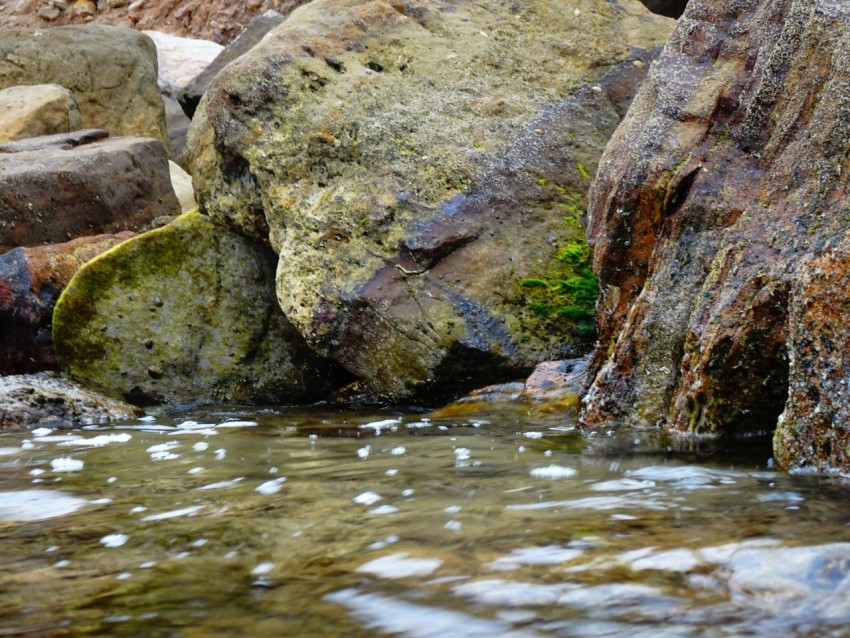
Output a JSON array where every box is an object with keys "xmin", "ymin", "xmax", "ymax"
[{"xmin": 53, "ymin": 211, "xmax": 336, "ymax": 405}]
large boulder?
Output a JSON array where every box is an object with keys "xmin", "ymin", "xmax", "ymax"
[
  {"xmin": 0, "ymin": 373, "xmax": 143, "ymax": 431},
  {"xmin": 0, "ymin": 130, "xmax": 179, "ymax": 252},
  {"xmin": 188, "ymin": 0, "xmax": 674, "ymax": 402},
  {"xmin": 142, "ymin": 30, "xmax": 223, "ymax": 97},
  {"xmin": 0, "ymin": 84, "xmax": 81, "ymax": 143},
  {"xmin": 580, "ymin": 0, "xmax": 850, "ymax": 472},
  {"xmin": 178, "ymin": 9, "xmax": 286, "ymax": 118},
  {"xmin": 52, "ymin": 211, "xmax": 343, "ymax": 406},
  {"xmin": 0, "ymin": 24, "xmax": 168, "ymax": 149},
  {"xmin": 0, "ymin": 231, "xmax": 133, "ymax": 375}
]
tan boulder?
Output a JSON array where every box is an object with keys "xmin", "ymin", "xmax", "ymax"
[{"xmin": 0, "ymin": 84, "xmax": 81, "ymax": 143}]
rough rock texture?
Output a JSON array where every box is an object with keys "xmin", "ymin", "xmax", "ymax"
[
  {"xmin": 52, "ymin": 211, "xmax": 343, "ymax": 406},
  {"xmin": 178, "ymin": 9, "xmax": 286, "ymax": 118},
  {"xmin": 0, "ymin": 0, "xmax": 312, "ymax": 44},
  {"xmin": 0, "ymin": 84, "xmax": 81, "ymax": 143},
  {"xmin": 0, "ymin": 25, "xmax": 168, "ymax": 148},
  {"xmin": 0, "ymin": 232, "xmax": 133, "ymax": 375},
  {"xmin": 0, "ymin": 373, "xmax": 143, "ymax": 431},
  {"xmin": 188, "ymin": 0, "xmax": 673, "ymax": 403},
  {"xmin": 580, "ymin": 0, "xmax": 850, "ymax": 472},
  {"xmin": 0, "ymin": 130, "xmax": 179, "ymax": 252}
]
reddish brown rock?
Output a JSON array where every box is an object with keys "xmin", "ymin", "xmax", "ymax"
[
  {"xmin": 0, "ymin": 0, "xmax": 312, "ymax": 44},
  {"xmin": 0, "ymin": 130, "xmax": 179, "ymax": 252},
  {"xmin": 0, "ymin": 232, "xmax": 133, "ymax": 375},
  {"xmin": 580, "ymin": 0, "xmax": 850, "ymax": 472}
]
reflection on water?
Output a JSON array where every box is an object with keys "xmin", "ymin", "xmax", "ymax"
[{"xmin": 1, "ymin": 403, "xmax": 850, "ymax": 637}]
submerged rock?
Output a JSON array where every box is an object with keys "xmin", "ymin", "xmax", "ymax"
[
  {"xmin": 188, "ymin": 0, "xmax": 673, "ymax": 402},
  {"xmin": 0, "ymin": 373, "xmax": 143, "ymax": 430},
  {"xmin": 0, "ymin": 231, "xmax": 133, "ymax": 375},
  {"xmin": 0, "ymin": 130, "xmax": 179, "ymax": 252},
  {"xmin": 0, "ymin": 24, "xmax": 168, "ymax": 149},
  {"xmin": 580, "ymin": 0, "xmax": 850, "ymax": 472},
  {"xmin": 52, "ymin": 211, "xmax": 343, "ymax": 406}
]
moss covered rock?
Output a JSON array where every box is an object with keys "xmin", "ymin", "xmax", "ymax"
[
  {"xmin": 52, "ymin": 211, "xmax": 341, "ymax": 405},
  {"xmin": 188, "ymin": 0, "xmax": 674, "ymax": 402}
]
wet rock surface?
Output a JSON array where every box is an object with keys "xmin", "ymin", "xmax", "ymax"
[
  {"xmin": 0, "ymin": 130, "xmax": 179, "ymax": 252},
  {"xmin": 580, "ymin": 0, "xmax": 850, "ymax": 471},
  {"xmin": 52, "ymin": 211, "xmax": 344, "ymax": 406},
  {"xmin": 188, "ymin": 0, "xmax": 673, "ymax": 402},
  {"xmin": 0, "ymin": 24, "xmax": 168, "ymax": 148},
  {"xmin": 0, "ymin": 231, "xmax": 133, "ymax": 375},
  {"xmin": 0, "ymin": 372, "xmax": 143, "ymax": 430}
]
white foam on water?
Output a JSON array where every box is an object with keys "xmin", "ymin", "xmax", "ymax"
[
  {"xmin": 355, "ymin": 552, "xmax": 442, "ymax": 579},
  {"xmin": 390, "ymin": 446, "xmax": 406, "ymax": 455},
  {"xmin": 454, "ymin": 448, "xmax": 471, "ymax": 461},
  {"xmin": 251, "ymin": 562, "xmax": 275, "ymax": 575},
  {"xmin": 50, "ymin": 457, "xmax": 84, "ymax": 472},
  {"xmin": 216, "ymin": 421, "xmax": 258, "ymax": 428},
  {"xmin": 591, "ymin": 478, "xmax": 656, "ymax": 491},
  {"xmin": 141, "ymin": 505, "xmax": 204, "ymax": 521},
  {"xmin": 444, "ymin": 520, "xmax": 462, "ymax": 531},
  {"xmin": 529, "ymin": 465, "xmax": 577, "ymax": 479},
  {"xmin": 353, "ymin": 491, "xmax": 382, "ymax": 505},
  {"xmin": 60, "ymin": 433, "xmax": 132, "ymax": 448},
  {"xmin": 256, "ymin": 477, "xmax": 287, "ymax": 495},
  {"xmin": 192, "ymin": 442, "xmax": 209, "ymax": 452},
  {"xmin": 31, "ymin": 428, "xmax": 53, "ymax": 437},
  {"xmin": 0, "ymin": 447, "xmax": 21, "ymax": 456},
  {"xmin": 358, "ymin": 418, "xmax": 402, "ymax": 435},
  {"xmin": 196, "ymin": 478, "xmax": 244, "ymax": 490},
  {"xmin": 370, "ymin": 505, "xmax": 399, "ymax": 515},
  {"xmin": 357, "ymin": 445, "xmax": 371, "ymax": 459},
  {"xmin": 214, "ymin": 449, "xmax": 226, "ymax": 460},
  {"xmin": 0, "ymin": 490, "xmax": 88, "ymax": 521},
  {"xmin": 523, "ymin": 432, "xmax": 544, "ymax": 439},
  {"xmin": 101, "ymin": 534, "xmax": 129, "ymax": 548}
]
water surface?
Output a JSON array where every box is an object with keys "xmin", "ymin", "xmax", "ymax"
[{"xmin": 1, "ymin": 403, "xmax": 849, "ymax": 637}]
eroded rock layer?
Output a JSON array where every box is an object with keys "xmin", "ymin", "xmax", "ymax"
[{"xmin": 580, "ymin": 0, "xmax": 850, "ymax": 471}]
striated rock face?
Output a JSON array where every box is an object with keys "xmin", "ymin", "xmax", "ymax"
[
  {"xmin": 0, "ymin": 373, "xmax": 143, "ymax": 431},
  {"xmin": 581, "ymin": 0, "xmax": 850, "ymax": 471},
  {"xmin": 0, "ymin": 232, "xmax": 133, "ymax": 375},
  {"xmin": 0, "ymin": 84, "xmax": 81, "ymax": 143},
  {"xmin": 52, "ymin": 211, "xmax": 344, "ymax": 406},
  {"xmin": 188, "ymin": 0, "xmax": 673, "ymax": 402},
  {"xmin": 0, "ymin": 25, "xmax": 168, "ymax": 148},
  {"xmin": 0, "ymin": 130, "xmax": 179, "ymax": 252}
]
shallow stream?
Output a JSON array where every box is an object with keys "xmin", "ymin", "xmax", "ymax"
[{"xmin": 2, "ymin": 402, "xmax": 850, "ymax": 637}]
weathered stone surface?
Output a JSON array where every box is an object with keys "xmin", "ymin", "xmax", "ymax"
[
  {"xmin": 178, "ymin": 9, "xmax": 285, "ymax": 118},
  {"xmin": 0, "ymin": 130, "xmax": 179, "ymax": 252},
  {"xmin": 188, "ymin": 0, "xmax": 673, "ymax": 403},
  {"xmin": 0, "ymin": 373, "xmax": 143, "ymax": 431},
  {"xmin": 53, "ymin": 211, "xmax": 343, "ymax": 406},
  {"xmin": 142, "ymin": 30, "xmax": 223, "ymax": 97},
  {"xmin": 0, "ymin": 24, "xmax": 168, "ymax": 148},
  {"xmin": 0, "ymin": 84, "xmax": 81, "ymax": 143},
  {"xmin": 0, "ymin": 232, "xmax": 133, "ymax": 375},
  {"xmin": 580, "ymin": 0, "xmax": 850, "ymax": 471}
]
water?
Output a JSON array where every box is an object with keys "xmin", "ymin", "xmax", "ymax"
[{"xmin": 2, "ymin": 402, "xmax": 850, "ymax": 637}]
